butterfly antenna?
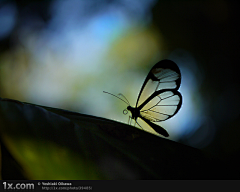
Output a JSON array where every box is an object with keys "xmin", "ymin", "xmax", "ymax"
[
  {"xmin": 117, "ymin": 93, "xmax": 130, "ymax": 105},
  {"xmin": 103, "ymin": 91, "xmax": 129, "ymax": 105}
]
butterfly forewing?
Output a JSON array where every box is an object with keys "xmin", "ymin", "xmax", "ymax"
[{"xmin": 136, "ymin": 60, "xmax": 181, "ymax": 108}]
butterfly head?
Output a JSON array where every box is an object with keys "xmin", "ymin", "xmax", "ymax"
[{"xmin": 126, "ymin": 105, "xmax": 139, "ymax": 120}]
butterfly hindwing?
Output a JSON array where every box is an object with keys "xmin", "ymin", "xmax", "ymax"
[{"xmin": 139, "ymin": 89, "xmax": 182, "ymax": 122}]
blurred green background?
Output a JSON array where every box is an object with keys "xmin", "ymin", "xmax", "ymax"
[{"xmin": 0, "ymin": 0, "xmax": 240, "ymax": 179}]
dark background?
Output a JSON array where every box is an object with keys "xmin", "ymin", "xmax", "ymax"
[{"xmin": 152, "ymin": 1, "xmax": 240, "ymax": 160}]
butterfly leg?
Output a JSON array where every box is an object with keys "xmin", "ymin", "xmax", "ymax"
[
  {"xmin": 128, "ymin": 116, "xmax": 132, "ymax": 125},
  {"xmin": 135, "ymin": 120, "xmax": 144, "ymax": 130}
]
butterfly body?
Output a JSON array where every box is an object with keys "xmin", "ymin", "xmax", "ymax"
[{"xmin": 127, "ymin": 106, "xmax": 139, "ymax": 120}]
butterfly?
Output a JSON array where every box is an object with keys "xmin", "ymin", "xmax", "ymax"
[{"xmin": 104, "ymin": 59, "xmax": 182, "ymax": 137}]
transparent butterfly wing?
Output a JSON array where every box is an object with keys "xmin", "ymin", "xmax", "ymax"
[
  {"xmin": 139, "ymin": 90, "xmax": 182, "ymax": 122},
  {"xmin": 136, "ymin": 59, "xmax": 181, "ymax": 108},
  {"xmin": 136, "ymin": 60, "xmax": 182, "ymax": 122}
]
